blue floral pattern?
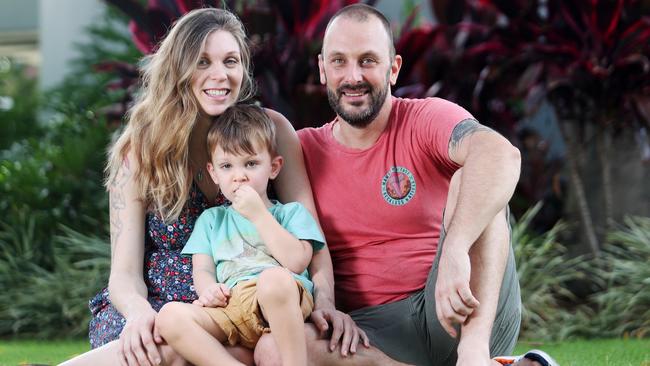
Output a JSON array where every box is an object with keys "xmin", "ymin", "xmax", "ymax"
[{"xmin": 88, "ymin": 184, "xmax": 226, "ymax": 348}]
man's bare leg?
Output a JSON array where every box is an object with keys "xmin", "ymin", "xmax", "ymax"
[
  {"xmin": 444, "ymin": 169, "xmax": 542, "ymax": 366},
  {"xmin": 254, "ymin": 325, "xmax": 411, "ymax": 366}
]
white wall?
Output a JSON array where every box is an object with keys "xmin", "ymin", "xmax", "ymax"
[
  {"xmin": 0, "ymin": 0, "xmax": 39, "ymax": 31},
  {"xmin": 39, "ymin": 0, "xmax": 105, "ymax": 90}
]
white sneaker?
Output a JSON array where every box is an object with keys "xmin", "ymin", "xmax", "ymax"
[{"xmin": 493, "ymin": 349, "xmax": 559, "ymax": 366}]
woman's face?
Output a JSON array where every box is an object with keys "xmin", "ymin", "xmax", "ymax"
[{"xmin": 191, "ymin": 30, "xmax": 244, "ymax": 116}]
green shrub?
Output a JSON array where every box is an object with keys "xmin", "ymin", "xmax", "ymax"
[
  {"xmin": 0, "ymin": 7, "xmax": 136, "ymax": 337},
  {"xmin": 0, "ymin": 60, "xmax": 41, "ymax": 150},
  {"xmin": 592, "ymin": 216, "xmax": 650, "ymax": 338},
  {"xmin": 0, "ymin": 7, "xmax": 138, "ymax": 262},
  {"xmin": 512, "ymin": 203, "xmax": 593, "ymax": 340},
  {"xmin": 0, "ymin": 221, "xmax": 109, "ymax": 338}
]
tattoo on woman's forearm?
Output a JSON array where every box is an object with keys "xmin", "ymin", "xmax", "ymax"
[
  {"xmin": 109, "ymin": 158, "xmax": 131, "ymax": 248},
  {"xmin": 449, "ymin": 119, "xmax": 494, "ymax": 152}
]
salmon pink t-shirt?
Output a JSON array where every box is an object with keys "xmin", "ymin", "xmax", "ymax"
[{"xmin": 298, "ymin": 97, "xmax": 474, "ymax": 312}]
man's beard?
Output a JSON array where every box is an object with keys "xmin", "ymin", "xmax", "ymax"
[{"xmin": 326, "ymin": 76, "xmax": 390, "ymax": 128}]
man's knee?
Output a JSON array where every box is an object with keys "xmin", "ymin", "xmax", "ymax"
[
  {"xmin": 304, "ymin": 322, "xmax": 328, "ymax": 354},
  {"xmin": 254, "ymin": 323, "xmax": 323, "ymax": 366},
  {"xmin": 159, "ymin": 342, "xmax": 188, "ymax": 366},
  {"xmin": 254, "ymin": 333, "xmax": 282, "ymax": 366}
]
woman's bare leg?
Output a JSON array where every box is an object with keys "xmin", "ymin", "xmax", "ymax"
[
  {"xmin": 58, "ymin": 340, "xmax": 186, "ymax": 366},
  {"xmin": 59, "ymin": 339, "xmax": 253, "ymax": 366}
]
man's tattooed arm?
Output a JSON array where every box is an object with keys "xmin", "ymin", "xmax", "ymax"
[{"xmin": 448, "ymin": 118, "xmax": 495, "ymax": 155}]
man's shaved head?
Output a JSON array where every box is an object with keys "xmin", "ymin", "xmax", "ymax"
[{"xmin": 323, "ymin": 4, "xmax": 395, "ymax": 60}]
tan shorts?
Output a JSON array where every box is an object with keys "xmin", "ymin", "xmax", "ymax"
[{"xmin": 202, "ymin": 277, "xmax": 314, "ymax": 349}]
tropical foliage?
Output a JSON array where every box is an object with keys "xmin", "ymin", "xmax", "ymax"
[
  {"xmin": 591, "ymin": 217, "xmax": 650, "ymax": 338},
  {"xmin": 0, "ymin": 62, "xmax": 41, "ymax": 150},
  {"xmin": 512, "ymin": 203, "xmax": 593, "ymax": 340},
  {"xmin": 0, "ymin": 9, "xmax": 138, "ymax": 337},
  {"xmin": 100, "ymin": 1, "xmax": 650, "ymax": 247},
  {"xmin": 421, "ymin": 0, "xmax": 650, "ymax": 254},
  {"xmin": 0, "ymin": 225, "xmax": 109, "ymax": 337}
]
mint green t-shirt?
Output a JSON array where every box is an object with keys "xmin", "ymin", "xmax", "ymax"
[{"xmin": 182, "ymin": 201, "xmax": 325, "ymax": 293}]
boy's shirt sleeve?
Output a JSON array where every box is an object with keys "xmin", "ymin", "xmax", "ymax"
[
  {"xmin": 181, "ymin": 209, "xmax": 215, "ymax": 256},
  {"xmin": 278, "ymin": 202, "xmax": 326, "ymax": 251}
]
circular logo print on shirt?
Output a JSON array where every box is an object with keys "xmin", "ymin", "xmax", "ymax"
[{"xmin": 381, "ymin": 166, "xmax": 416, "ymax": 206}]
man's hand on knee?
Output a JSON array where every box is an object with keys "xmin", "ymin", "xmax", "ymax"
[
  {"xmin": 434, "ymin": 245, "xmax": 480, "ymax": 338},
  {"xmin": 310, "ymin": 306, "xmax": 370, "ymax": 356}
]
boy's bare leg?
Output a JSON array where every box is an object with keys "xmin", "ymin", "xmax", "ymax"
[
  {"xmin": 157, "ymin": 302, "xmax": 248, "ymax": 366},
  {"xmin": 257, "ymin": 268, "xmax": 308, "ymax": 366}
]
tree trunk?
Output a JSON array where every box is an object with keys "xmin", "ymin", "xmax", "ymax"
[
  {"xmin": 559, "ymin": 119, "xmax": 601, "ymax": 256},
  {"xmin": 596, "ymin": 128, "xmax": 615, "ymax": 229}
]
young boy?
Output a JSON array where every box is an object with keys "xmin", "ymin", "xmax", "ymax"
[{"xmin": 157, "ymin": 104, "xmax": 326, "ymax": 366}]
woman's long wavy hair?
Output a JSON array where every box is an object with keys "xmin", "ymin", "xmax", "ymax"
[{"xmin": 105, "ymin": 8, "xmax": 254, "ymax": 222}]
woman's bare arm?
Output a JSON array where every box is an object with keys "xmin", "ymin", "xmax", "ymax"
[{"xmin": 107, "ymin": 151, "xmax": 161, "ymax": 366}]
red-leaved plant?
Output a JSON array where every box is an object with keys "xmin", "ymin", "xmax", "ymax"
[
  {"xmin": 396, "ymin": 0, "xmax": 650, "ymax": 254},
  {"xmin": 100, "ymin": 0, "xmax": 650, "ymax": 251}
]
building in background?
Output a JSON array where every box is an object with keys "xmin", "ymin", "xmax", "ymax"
[
  {"xmin": 0, "ymin": 0, "xmax": 39, "ymax": 68},
  {"xmin": 1, "ymin": 0, "xmax": 103, "ymax": 90}
]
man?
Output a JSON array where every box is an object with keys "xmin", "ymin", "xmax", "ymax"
[{"xmin": 255, "ymin": 4, "xmax": 556, "ymax": 366}]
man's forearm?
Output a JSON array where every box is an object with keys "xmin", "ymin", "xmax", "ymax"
[{"xmin": 309, "ymin": 247, "xmax": 336, "ymax": 308}]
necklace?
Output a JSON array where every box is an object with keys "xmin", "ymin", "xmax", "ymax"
[{"xmin": 196, "ymin": 168, "xmax": 204, "ymax": 181}]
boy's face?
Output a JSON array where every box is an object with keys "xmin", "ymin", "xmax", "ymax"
[{"xmin": 207, "ymin": 143, "xmax": 282, "ymax": 204}]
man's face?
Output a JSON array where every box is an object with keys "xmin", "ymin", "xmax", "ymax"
[{"xmin": 319, "ymin": 16, "xmax": 401, "ymax": 128}]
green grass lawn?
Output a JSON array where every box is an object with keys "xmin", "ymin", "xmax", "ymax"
[
  {"xmin": 513, "ymin": 339, "xmax": 650, "ymax": 366},
  {"xmin": 0, "ymin": 338, "xmax": 648, "ymax": 365},
  {"xmin": 0, "ymin": 339, "xmax": 88, "ymax": 365}
]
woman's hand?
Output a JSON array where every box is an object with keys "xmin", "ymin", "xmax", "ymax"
[{"xmin": 118, "ymin": 306, "xmax": 163, "ymax": 366}]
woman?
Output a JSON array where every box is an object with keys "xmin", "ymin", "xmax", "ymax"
[{"xmin": 62, "ymin": 8, "xmax": 318, "ymax": 366}]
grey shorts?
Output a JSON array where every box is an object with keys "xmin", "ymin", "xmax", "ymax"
[{"xmin": 349, "ymin": 211, "xmax": 521, "ymax": 366}]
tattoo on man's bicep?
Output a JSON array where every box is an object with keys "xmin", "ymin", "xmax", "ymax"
[{"xmin": 448, "ymin": 118, "xmax": 494, "ymax": 152}]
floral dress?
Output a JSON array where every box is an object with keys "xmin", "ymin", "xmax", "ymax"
[{"xmin": 88, "ymin": 184, "xmax": 226, "ymax": 348}]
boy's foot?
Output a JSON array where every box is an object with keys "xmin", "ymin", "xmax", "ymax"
[{"xmin": 494, "ymin": 349, "xmax": 559, "ymax": 366}]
